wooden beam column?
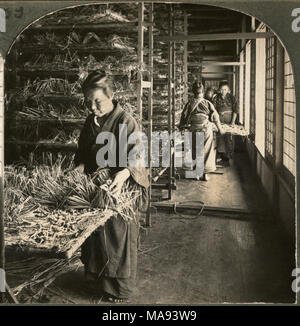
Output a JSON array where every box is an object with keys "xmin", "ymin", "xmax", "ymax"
[
  {"xmin": 137, "ymin": 2, "xmax": 144, "ymax": 124},
  {"xmin": 171, "ymin": 8, "xmax": 176, "ymax": 144},
  {"xmin": 146, "ymin": 3, "xmax": 153, "ymax": 227},
  {"xmin": 0, "ymin": 54, "xmax": 4, "ymax": 302},
  {"xmin": 167, "ymin": 5, "xmax": 175, "ymax": 199},
  {"xmin": 158, "ymin": 32, "xmax": 274, "ymax": 42},
  {"xmin": 183, "ymin": 11, "xmax": 188, "ymax": 104}
]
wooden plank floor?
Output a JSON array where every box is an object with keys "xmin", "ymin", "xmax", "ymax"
[
  {"xmin": 156, "ymin": 153, "xmax": 270, "ymax": 213},
  {"xmin": 135, "ymin": 211, "xmax": 295, "ymax": 303}
]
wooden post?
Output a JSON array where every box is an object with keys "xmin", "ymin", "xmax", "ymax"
[
  {"xmin": 167, "ymin": 5, "xmax": 173, "ymax": 200},
  {"xmin": 0, "ymin": 55, "xmax": 4, "ymax": 303},
  {"xmin": 0, "ymin": 174, "xmax": 4, "ymax": 303},
  {"xmin": 171, "ymin": 7, "xmax": 176, "ymax": 180},
  {"xmin": 236, "ymin": 40, "xmax": 239, "ymax": 97},
  {"xmin": 146, "ymin": 3, "xmax": 153, "ymax": 227},
  {"xmin": 241, "ymin": 15, "xmax": 247, "ymax": 50},
  {"xmin": 233, "ymin": 66, "xmax": 236, "ymax": 96},
  {"xmin": 183, "ymin": 11, "xmax": 188, "ymax": 104},
  {"xmin": 137, "ymin": 2, "xmax": 144, "ymax": 125},
  {"xmin": 251, "ymin": 17, "xmax": 256, "ymax": 32},
  {"xmin": 239, "ymin": 49, "xmax": 244, "ymax": 125}
]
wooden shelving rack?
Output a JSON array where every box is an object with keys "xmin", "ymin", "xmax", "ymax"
[
  {"xmin": 5, "ymin": 3, "xmax": 186, "ymax": 229},
  {"xmin": 5, "ymin": 2, "xmax": 158, "ymax": 227}
]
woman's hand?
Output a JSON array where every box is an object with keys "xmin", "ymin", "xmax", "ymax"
[
  {"xmin": 64, "ymin": 163, "xmax": 84, "ymax": 175},
  {"xmin": 74, "ymin": 164, "xmax": 85, "ymax": 174},
  {"xmin": 219, "ymin": 127, "xmax": 226, "ymax": 135},
  {"xmin": 230, "ymin": 112, "xmax": 237, "ymax": 126},
  {"xmin": 211, "ymin": 111, "xmax": 219, "ymax": 123},
  {"xmin": 214, "ymin": 118, "xmax": 225, "ymax": 136},
  {"xmin": 110, "ymin": 168, "xmax": 130, "ymax": 197}
]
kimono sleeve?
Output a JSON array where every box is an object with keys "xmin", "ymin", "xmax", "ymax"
[
  {"xmin": 74, "ymin": 115, "xmax": 92, "ymax": 167},
  {"xmin": 212, "ymin": 95, "xmax": 218, "ymax": 109},
  {"xmin": 179, "ymin": 102, "xmax": 191, "ymax": 129},
  {"xmin": 231, "ymin": 94, "xmax": 238, "ymax": 113},
  {"xmin": 207, "ymin": 100, "xmax": 220, "ymax": 123},
  {"xmin": 118, "ymin": 113, "xmax": 150, "ymax": 189}
]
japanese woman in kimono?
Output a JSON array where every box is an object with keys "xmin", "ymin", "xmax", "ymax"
[
  {"xmin": 213, "ymin": 82, "xmax": 238, "ymax": 165},
  {"xmin": 73, "ymin": 70, "xmax": 149, "ymax": 303},
  {"xmin": 179, "ymin": 81, "xmax": 224, "ymax": 181}
]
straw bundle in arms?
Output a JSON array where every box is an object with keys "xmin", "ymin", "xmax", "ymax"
[
  {"xmin": 4, "ymin": 161, "xmax": 143, "ymax": 256},
  {"xmin": 212, "ymin": 123, "xmax": 249, "ymax": 136},
  {"xmin": 4, "ymin": 157, "xmax": 144, "ymax": 299}
]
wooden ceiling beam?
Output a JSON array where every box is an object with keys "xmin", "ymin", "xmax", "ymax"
[
  {"xmin": 201, "ymin": 72, "xmax": 235, "ymax": 75},
  {"xmin": 188, "ymin": 51, "xmax": 235, "ymax": 57},
  {"xmin": 183, "ymin": 5, "xmax": 233, "ymax": 12},
  {"xmin": 188, "ymin": 61, "xmax": 244, "ymax": 67},
  {"xmin": 158, "ymin": 32, "xmax": 274, "ymax": 42},
  {"xmin": 187, "ymin": 15, "xmax": 240, "ymax": 20},
  {"xmin": 187, "ymin": 27, "xmax": 238, "ymax": 34}
]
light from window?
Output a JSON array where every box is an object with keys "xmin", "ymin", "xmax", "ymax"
[
  {"xmin": 265, "ymin": 36, "xmax": 275, "ymax": 157},
  {"xmin": 283, "ymin": 51, "xmax": 296, "ymax": 176}
]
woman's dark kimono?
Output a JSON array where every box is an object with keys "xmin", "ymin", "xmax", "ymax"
[
  {"xmin": 179, "ymin": 98, "xmax": 217, "ymax": 174},
  {"xmin": 74, "ymin": 100, "xmax": 149, "ymax": 299},
  {"xmin": 213, "ymin": 93, "xmax": 238, "ymax": 160}
]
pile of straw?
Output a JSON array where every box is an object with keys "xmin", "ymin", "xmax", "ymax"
[
  {"xmin": 6, "ymin": 253, "xmax": 82, "ymax": 300},
  {"xmin": 4, "ymin": 159, "xmax": 142, "ymax": 226},
  {"xmin": 212, "ymin": 123, "xmax": 249, "ymax": 136},
  {"xmin": 4, "ymin": 155, "xmax": 145, "ymax": 299},
  {"xmin": 28, "ymin": 31, "xmax": 136, "ymax": 52},
  {"xmin": 15, "ymin": 102, "xmax": 87, "ymax": 120}
]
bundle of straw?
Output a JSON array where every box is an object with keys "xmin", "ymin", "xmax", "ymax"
[
  {"xmin": 4, "ymin": 157, "xmax": 143, "ymax": 254},
  {"xmin": 33, "ymin": 32, "xmax": 64, "ymax": 47},
  {"xmin": 24, "ymin": 52, "xmax": 82, "ymax": 71},
  {"xmin": 15, "ymin": 102, "xmax": 87, "ymax": 120},
  {"xmin": 32, "ymin": 4, "xmax": 135, "ymax": 27},
  {"xmin": 108, "ymin": 35, "xmax": 136, "ymax": 52},
  {"xmin": 5, "ymin": 253, "xmax": 82, "ymax": 300},
  {"xmin": 212, "ymin": 123, "xmax": 249, "ymax": 136},
  {"xmin": 19, "ymin": 78, "xmax": 82, "ymax": 98},
  {"xmin": 70, "ymin": 8, "xmax": 132, "ymax": 24}
]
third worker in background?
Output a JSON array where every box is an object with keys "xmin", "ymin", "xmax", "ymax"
[{"xmin": 213, "ymin": 82, "xmax": 238, "ymax": 166}]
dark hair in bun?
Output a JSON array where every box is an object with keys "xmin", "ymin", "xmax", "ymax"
[
  {"xmin": 82, "ymin": 70, "xmax": 115, "ymax": 98},
  {"xmin": 219, "ymin": 81, "xmax": 230, "ymax": 89}
]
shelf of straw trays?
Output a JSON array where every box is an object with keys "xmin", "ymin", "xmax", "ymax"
[
  {"xmin": 4, "ymin": 165, "xmax": 142, "ymax": 259},
  {"xmin": 5, "ymin": 116, "xmax": 86, "ymax": 125},
  {"xmin": 19, "ymin": 46, "xmax": 137, "ymax": 55},
  {"xmin": 29, "ymin": 22, "xmax": 139, "ymax": 30},
  {"xmin": 3, "ymin": 4, "xmax": 157, "ymax": 299},
  {"xmin": 16, "ymin": 70, "xmax": 137, "ymax": 77},
  {"xmin": 5, "ymin": 208, "xmax": 116, "ymax": 260},
  {"xmin": 5, "ymin": 140, "xmax": 79, "ymax": 151}
]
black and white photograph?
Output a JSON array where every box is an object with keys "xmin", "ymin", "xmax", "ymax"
[{"xmin": 0, "ymin": 1, "xmax": 297, "ymax": 306}]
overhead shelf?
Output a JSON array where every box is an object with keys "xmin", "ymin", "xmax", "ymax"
[
  {"xmin": 6, "ymin": 116, "xmax": 86, "ymax": 125},
  {"xmin": 15, "ymin": 69, "xmax": 137, "ymax": 79},
  {"xmin": 19, "ymin": 45, "xmax": 137, "ymax": 55},
  {"xmin": 5, "ymin": 140, "xmax": 78, "ymax": 151},
  {"xmin": 29, "ymin": 22, "xmax": 139, "ymax": 30}
]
